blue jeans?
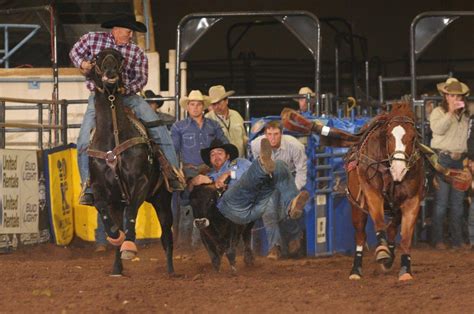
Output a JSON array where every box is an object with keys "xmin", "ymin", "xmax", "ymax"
[
  {"xmin": 469, "ymin": 199, "xmax": 474, "ymax": 245},
  {"xmin": 432, "ymin": 153, "xmax": 465, "ymax": 247},
  {"xmin": 95, "ymin": 213, "xmax": 107, "ymax": 245},
  {"xmin": 218, "ymin": 159, "xmax": 299, "ymax": 225},
  {"xmin": 262, "ymin": 190, "xmax": 302, "ymax": 250},
  {"xmin": 77, "ymin": 93, "xmax": 179, "ymax": 192}
]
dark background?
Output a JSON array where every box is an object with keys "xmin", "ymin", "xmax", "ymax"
[{"xmin": 1, "ymin": 0, "xmax": 474, "ymax": 110}]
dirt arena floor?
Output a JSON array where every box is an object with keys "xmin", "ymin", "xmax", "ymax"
[{"xmin": 1, "ymin": 241, "xmax": 474, "ymax": 313}]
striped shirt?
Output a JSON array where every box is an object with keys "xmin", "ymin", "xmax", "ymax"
[{"xmin": 69, "ymin": 32, "xmax": 148, "ymax": 95}]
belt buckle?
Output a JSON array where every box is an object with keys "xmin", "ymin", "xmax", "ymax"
[{"xmin": 450, "ymin": 152, "xmax": 462, "ymax": 160}]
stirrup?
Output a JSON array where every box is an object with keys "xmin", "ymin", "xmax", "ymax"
[
  {"xmin": 163, "ymin": 167, "xmax": 186, "ymax": 192},
  {"xmin": 79, "ymin": 180, "xmax": 90, "ymax": 201}
]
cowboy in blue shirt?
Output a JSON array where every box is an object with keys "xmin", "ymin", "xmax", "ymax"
[
  {"xmin": 188, "ymin": 139, "xmax": 310, "ymax": 225},
  {"xmin": 171, "ymin": 90, "xmax": 229, "ymax": 179}
]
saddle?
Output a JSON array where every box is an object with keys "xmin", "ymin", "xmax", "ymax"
[{"xmin": 123, "ymin": 108, "xmax": 184, "ymax": 193}]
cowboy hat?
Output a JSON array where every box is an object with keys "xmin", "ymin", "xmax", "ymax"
[
  {"xmin": 208, "ymin": 85, "xmax": 235, "ymax": 104},
  {"xmin": 144, "ymin": 90, "xmax": 164, "ymax": 109},
  {"xmin": 200, "ymin": 139, "xmax": 239, "ymax": 167},
  {"xmin": 436, "ymin": 77, "xmax": 470, "ymax": 96},
  {"xmin": 294, "ymin": 86, "xmax": 316, "ymax": 102},
  {"xmin": 101, "ymin": 15, "xmax": 147, "ymax": 33},
  {"xmin": 179, "ymin": 90, "xmax": 211, "ymax": 110}
]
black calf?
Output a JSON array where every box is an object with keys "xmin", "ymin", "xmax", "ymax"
[{"xmin": 190, "ymin": 184, "xmax": 254, "ymax": 272}]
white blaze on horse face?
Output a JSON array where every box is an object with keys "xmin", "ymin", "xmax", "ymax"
[{"xmin": 390, "ymin": 125, "xmax": 408, "ymax": 182}]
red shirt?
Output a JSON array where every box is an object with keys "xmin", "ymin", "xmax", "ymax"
[{"xmin": 69, "ymin": 32, "xmax": 148, "ymax": 95}]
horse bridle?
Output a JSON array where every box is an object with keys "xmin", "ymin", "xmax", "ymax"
[
  {"xmin": 91, "ymin": 53, "xmax": 125, "ymax": 95},
  {"xmin": 385, "ymin": 116, "xmax": 420, "ymax": 170},
  {"xmin": 357, "ymin": 115, "xmax": 420, "ymax": 181}
]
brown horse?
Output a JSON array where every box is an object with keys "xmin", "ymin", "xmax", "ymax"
[{"xmin": 281, "ymin": 103, "xmax": 424, "ymax": 281}]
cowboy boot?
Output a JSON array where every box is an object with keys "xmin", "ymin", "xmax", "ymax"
[
  {"xmin": 155, "ymin": 146, "xmax": 186, "ymax": 192},
  {"xmin": 79, "ymin": 180, "xmax": 94, "ymax": 206}
]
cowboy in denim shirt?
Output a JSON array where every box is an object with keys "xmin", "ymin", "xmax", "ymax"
[
  {"xmin": 188, "ymin": 139, "xmax": 310, "ymax": 226},
  {"xmin": 171, "ymin": 90, "xmax": 229, "ymax": 179}
]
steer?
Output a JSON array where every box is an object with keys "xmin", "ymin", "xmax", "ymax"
[{"xmin": 190, "ymin": 184, "xmax": 254, "ymax": 272}]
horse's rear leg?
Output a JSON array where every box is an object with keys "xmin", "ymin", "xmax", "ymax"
[
  {"xmin": 349, "ymin": 207, "xmax": 368, "ymax": 280},
  {"xmin": 152, "ymin": 190, "xmax": 176, "ymax": 275},
  {"xmin": 398, "ymin": 197, "xmax": 421, "ymax": 281}
]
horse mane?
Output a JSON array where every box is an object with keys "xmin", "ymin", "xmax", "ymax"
[{"xmin": 387, "ymin": 102, "xmax": 416, "ymax": 121}]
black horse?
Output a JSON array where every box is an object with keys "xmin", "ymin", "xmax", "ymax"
[{"xmin": 87, "ymin": 48, "xmax": 175, "ymax": 276}]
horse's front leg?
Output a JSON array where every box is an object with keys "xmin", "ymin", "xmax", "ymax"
[
  {"xmin": 363, "ymin": 187, "xmax": 392, "ymax": 265},
  {"xmin": 382, "ymin": 212, "xmax": 401, "ymax": 272},
  {"xmin": 120, "ymin": 203, "xmax": 139, "ymax": 260},
  {"xmin": 94, "ymin": 199, "xmax": 125, "ymax": 246},
  {"xmin": 349, "ymin": 206, "xmax": 368, "ymax": 280},
  {"xmin": 398, "ymin": 196, "xmax": 421, "ymax": 281}
]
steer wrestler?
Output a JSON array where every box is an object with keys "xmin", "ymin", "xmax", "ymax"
[{"xmin": 186, "ymin": 138, "xmax": 309, "ymax": 225}]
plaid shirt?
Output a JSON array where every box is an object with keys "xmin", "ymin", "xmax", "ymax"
[{"xmin": 69, "ymin": 32, "xmax": 148, "ymax": 95}]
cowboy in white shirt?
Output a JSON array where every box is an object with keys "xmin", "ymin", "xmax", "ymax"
[{"xmin": 251, "ymin": 120, "xmax": 308, "ymax": 259}]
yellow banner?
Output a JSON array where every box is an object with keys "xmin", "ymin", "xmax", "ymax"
[
  {"xmin": 47, "ymin": 146, "xmax": 161, "ymax": 245},
  {"xmin": 46, "ymin": 147, "xmax": 75, "ymax": 245}
]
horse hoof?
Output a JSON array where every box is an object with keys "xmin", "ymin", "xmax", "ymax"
[
  {"xmin": 375, "ymin": 246, "xmax": 392, "ymax": 264},
  {"xmin": 120, "ymin": 241, "xmax": 138, "ymax": 253},
  {"xmin": 107, "ymin": 230, "xmax": 125, "ymax": 247},
  {"xmin": 380, "ymin": 261, "xmax": 394, "ymax": 272},
  {"xmin": 109, "ymin": 273, "xmax": 123, "ymax": 277},
  {"xmin": 399, "ymin": 273, "xmax": 413, "ymax": 281},
  {"xmin": 121, "ymin": 250, "xmax": 137, "ymax": 260},
  {"xmin": 349, "ymin": 274, "xmax": 361, "ymax": 280},
  {"xmin": 168, "ymin": 272, "xmax": 183, "ymax": 278}
]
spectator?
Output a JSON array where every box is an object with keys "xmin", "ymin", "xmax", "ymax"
[
  {"xmin": 69, "ymin": 15, "xmax": 184, "ymax": 206},
  {"xmin": 144, "ymin": 90, "xmax": 176, "ymax": 125},
  {"xmin": 467, "ymin": 101, "xmax": 474, "ymax": 250},
  {"xmin": 295, "ymin": 87, "xmax": 315, "ymax": 115},
  {"xmin": 206, "ymin": 85, "xmax": 247, "ymax": 157},
  {"xmin": 430, "ymin": 77, "xmax": 470, "ymax": 250},
  {"xmin": 251, "ymin": 120, "xmax": 307, "ymax": 259},
  {"xmin": 171, "ymin": 90, "xmax": 229, "ymax": 178}
]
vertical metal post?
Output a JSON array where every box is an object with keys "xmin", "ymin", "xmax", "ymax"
[
  {"xmin": 410, "ymin": 18, "xmax": 417, "ymax": 104},
  {"xmin": 37, "ymin": 103, "xmax": 43, "ymax": 149},
  {"xmin": 245, "ymin": 98, "xmax": 250, "ymax": 134},
  {"xmin": 334, "ymin": 45, "xmax": 340, "ymax": 110},
  {"xmin": 365, "ymin": 60, "xmax": 369, "ymax": 104},
  {"xmin": 306, "ymin": 93, "xmax": 311, "ymax": 113},
  {"xmin": 51, "ymin": 5, "xmax": 59, "ymax": 145},
  {"xmin": 378, "ymin": 75, "xmax": 384, "ymax": 104},
  {"xmin": 175, "ymin": 26, "xmax": 181, "ymax": 120},
  {"xmin": 0, "ymin": 101, "xmax": 5, "ymax": 148},
  {"xmin": 4, "ymin": 26, "xmax": 9, "ymax": 68},
  {"xmin": 61, "ymin": 100, "xmax": 68, "ymax": 145}
]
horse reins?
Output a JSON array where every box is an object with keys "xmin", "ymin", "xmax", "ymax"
[{"xmin": 347, "ymin": 115, "xmax": 422, "ymax": 213}]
